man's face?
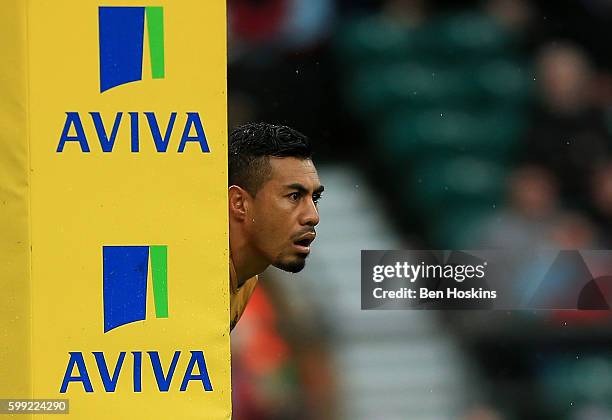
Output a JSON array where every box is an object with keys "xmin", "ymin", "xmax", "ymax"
[{"xmin": 246, "ymin": 157, "xmax": 323, "ymax": 273}]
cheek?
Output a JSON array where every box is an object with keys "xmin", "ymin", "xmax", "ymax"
[
  {"xmin": 252, "ymin": 201, "xmax": 292, "ymax": 245},
  {"xmin": 250, "ymin": 204, "xmax": 276, "ymax": 236}
]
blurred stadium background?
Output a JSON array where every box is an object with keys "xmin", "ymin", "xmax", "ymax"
[{"xmin": 227, "ymin": 1, "xmax": 612, "ymax": 419}]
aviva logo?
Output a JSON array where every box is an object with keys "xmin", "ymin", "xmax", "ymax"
[
  {"xmin": 99, "ymin": 6, "xmax": 165, "ymax": 92},
  {"xmin": 58, "ymin": 246, "xmax": 213, "ymax": 394},
  {"xmin": 103, "ymin": 245, "xmax": 168, "ymax": 332}
]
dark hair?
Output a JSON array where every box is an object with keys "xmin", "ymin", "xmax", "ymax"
[{"xmin": 229, "ymin": 122, "xmax": 312, "ymax": 195}]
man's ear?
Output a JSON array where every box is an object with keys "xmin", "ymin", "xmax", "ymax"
[{"xmin": 228, "ymin": 185, "xmax": 250, "ymax": 221}]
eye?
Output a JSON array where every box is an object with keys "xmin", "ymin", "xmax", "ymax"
[
  {"xmin": 288, "ymin": 192, "xmax": 300, "ymax": 201},
  {"xmin": 313, "ymin": 193, "xmax": 322, "ymax": 205}
]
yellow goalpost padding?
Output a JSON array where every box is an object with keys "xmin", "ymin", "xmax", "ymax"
[{"xmin": 0, "ymin": 1, "xmax": 231, "ymax": 418}]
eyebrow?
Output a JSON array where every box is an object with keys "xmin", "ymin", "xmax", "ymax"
[{"xmin": 286, "ymin": 183, "xmax": 325, "ymax": 195}]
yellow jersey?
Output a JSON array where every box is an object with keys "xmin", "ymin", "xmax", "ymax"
[{"xmin": 230, "ymin": 257, "xmax": 259, "ymax": 331}]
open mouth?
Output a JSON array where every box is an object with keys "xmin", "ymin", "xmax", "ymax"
[
  {"xmin": 294, "ymin": 238, "xmax": 313, "ymax": 247},
  {"xmin": 293, "ymin": 234, "xmax": 315, "ymax": 253}
]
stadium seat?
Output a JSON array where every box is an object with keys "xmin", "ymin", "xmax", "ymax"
[
  {"xmin": 422, "ymin": 13, "xmax": 514, "ymax": 59},
  {"xmin": 402, "ymin": 156, "xmax": 506, "ymax": 213},
  {"xmin": 428, "ymin": 205, "xmax": 496, "ymax": 248},
  {"xmin": 378, "ymin": 109, "xmax": 525, "ymax": 163},
  {"xmin": 334, "ymin": 16, "xmax": 418, "ymax": 65}
]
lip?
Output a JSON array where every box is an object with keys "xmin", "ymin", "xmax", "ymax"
[
  {"xmin": 293, "ymin": 232, "xmax": 316, "ymax": 254},
  {"xmin": 293, "ymin": 243, "xmax": 311, "ymax": 254}
]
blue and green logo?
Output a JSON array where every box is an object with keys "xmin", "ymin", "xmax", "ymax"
[
  {"xmin": 99, "ymin": 6, "xmax": 165, "ymax": 92},
  {"xmin": 58, "ymin": 245, "xmax": 214, "ymax": 393},
  {"xmin": 103, "ymin": 245, "xmax": 168, "ymax": 332}
]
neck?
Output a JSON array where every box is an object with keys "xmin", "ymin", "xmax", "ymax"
[{"xmin": 229, "ymin": 221, "xmax": 269, "ymax": 288}]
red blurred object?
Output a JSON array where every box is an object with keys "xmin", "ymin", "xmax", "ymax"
[
  {"xmin": 550, "ymin": 309, "xmax": 612, "ymax": 324},
  {"xmin": 238, "ymin": 286, "xmax": 291, "ymax": 376},
  {"xmin": 231, "ymin": 286, "xmax": 296, "ymax": 420},
  {"xmin": 229, "ymin": 0, "xmax": 288, "ymax": 42}
]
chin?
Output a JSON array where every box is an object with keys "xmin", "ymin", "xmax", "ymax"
[{"xmin": 273, "ymin": 255, "xmax": 307, "ymax": 273}]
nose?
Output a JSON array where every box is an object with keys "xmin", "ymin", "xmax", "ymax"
[{"xmin": 300, "ymin": 198, "xmax": 320, "ymax": 227}]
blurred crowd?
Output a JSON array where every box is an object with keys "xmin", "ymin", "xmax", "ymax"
[{"xmin": 227, "ymin": 0, "xmax": 612, "ymax": 419}]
